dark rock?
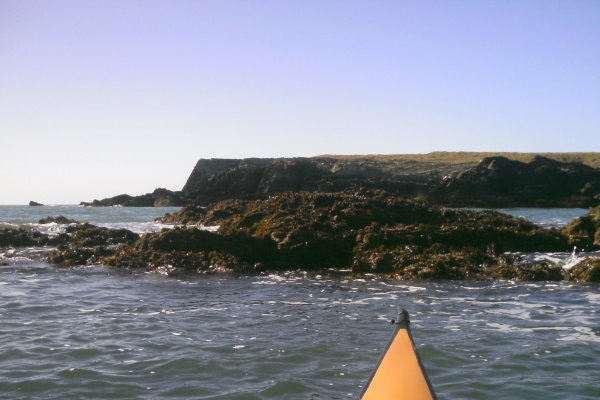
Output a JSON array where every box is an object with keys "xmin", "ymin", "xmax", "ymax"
[
  {"xmin": 568, "ymin": 258, "xmax": 600, "ymax": 282},
  {"xmin": 428, "ymin": 156, "xmax": 600, "ymax": 208},
  {"xmin": 39, "ymin": 190, "xmax": 583, "ymax": 280},
  {"xmin": 79, "ymin": 153, "xmax": 600, "ymax": 208},
  {"xmin": 101, "ymin": 228, "xmax": 274, "ymax": 273},
  {"xmin": 80, "ymin": 188, "xmax": 186, "ymax": 207},
  {"xmin": 38, "ymin": 216, "xmax": 79, "ymax": 224},
  {"xmin": 29, "ymin": 201, "xmax": 44, "ymax": 206},
  {"xmin": 64, "ymin": 223, "xmax": 139, "ymax": 247},
  {"xmin": 151, "ymin": 190, "xmax": 572, "ymax": 277},
  {"xmin": 0, "ymin": 226, "xmax": 68, "ymax": 248},
  {"xmin": 45, "ymin": 244, "xmax": 114, "ymax": 267},
  {"xmin": 43, "ymin": 223, "xmax": 139, "ymax": 266},
  {"xmin": 182, "ymin": 158, "xmax": 269, "ymax": 193},
  {"xmin": 0, "ymin": 228, "xmax": 50, "ymax": 248},
  {"xmin": 560, "ymin": 205, "xmax": 600, "ymax": 249},
  {"xmin": 181, "ymin": 157, "xmax": 445, "ymax": 205},
  {"xmin": 489, "ymin": 261, "xmax": 565, "ymax": 281}
]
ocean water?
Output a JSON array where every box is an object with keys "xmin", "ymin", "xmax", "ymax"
[{"xmin": 1, "ymin": 206, "xmax": 599, "ymax": 399}]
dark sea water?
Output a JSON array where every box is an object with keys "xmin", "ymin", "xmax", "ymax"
[{"xmin": 1, "ymin": 206, "xmax": 599, "ymax": 399}]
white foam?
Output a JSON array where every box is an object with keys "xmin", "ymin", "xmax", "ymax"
[
  {"xmin": 557, "ymin": 327, "xmax": 600, "ymax": 343},
  {"xmin": 532, "ymin": 327, "xmax": 571, "ymax": 331},
  {"xmin": 486, "ymin": 322, "xmax": 534, "ymax": 333},
  {"xmin": 583, "ymin": 293, "xmax": 600, "ymax": 304},
  {"xmin": 404, "ymin": 285, "xmax": 427, "ymax": 292},
  {"xmin": 3, "ymin": 291, "xmax": 25, "ymax": 296}
]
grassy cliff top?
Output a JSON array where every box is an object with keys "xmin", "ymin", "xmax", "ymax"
[{"xmin": 315, "ymin": 152, "xmax": 600, "ymax": 167}]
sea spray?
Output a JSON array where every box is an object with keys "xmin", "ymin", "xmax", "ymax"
[{"xmin": 562, "ymin": 247, "xmax": 584, "ymax": 270}]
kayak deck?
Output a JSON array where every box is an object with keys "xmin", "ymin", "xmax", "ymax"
[{"xmin": 358, "ymin": 310, "xmax": 437, "ymax": 400}]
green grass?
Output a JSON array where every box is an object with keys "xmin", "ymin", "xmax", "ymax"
[{"xmin": 315, "ymin": 152, "xmax": 600, "ymax": 167}]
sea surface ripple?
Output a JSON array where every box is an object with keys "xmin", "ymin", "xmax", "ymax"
[{"xmin": 1, "ymin": 263, "xmax": 599, "ymax": 399}]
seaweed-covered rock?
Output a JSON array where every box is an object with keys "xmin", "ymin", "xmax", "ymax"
[
  {"xmin": 64, "ymin": 223, "xmax": 138, "ymax": 247},
  {"xmin": 560, "ymin": 205, "xmax": 600, "ymax": 248},
  {"xmin": 159, "ymin": 205, "xmax": 208, "ymax": 225},
  {"xmin": 489, "ymin": 261, "xmax": 564, "ymax": 281},
  {"xmin": 0, "ymin": 228, "xmax": 51, "ymax": 248},
  {"xmin": 568, "ymin": 258, "xmax": 600, "ymax": 282},
  {"xmin": 102, "ymin": 247, "xmax": 255, "ymax": 273},
  {"xmin": 101, "ymin": 228, "xmax": 272, "ymax": 273},
  {"xmin": 43, "ymin": 224, "xmax": 139, "ymax": 267},
  {"xmin": 353, "ymin": 245, "xmax": 505, "ymax": 279},
  {"xmin": 38, "ymin": 216, "xmax": 79, "ymax": 224},
  {"xmin": 45, "ymin": 244, "xmax": 114, "ymax": 267},
  {"xmin": 154, "ymin": 190, "xmax": 572, "ymax": 277},
  {"xmin": 43, "ymin": 190, "xmax": 580, "ymax": 279}
]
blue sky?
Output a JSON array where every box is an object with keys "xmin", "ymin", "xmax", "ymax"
[{"xmin": 1, "ymin": 0, "xmax": 599, "ymax": 205}]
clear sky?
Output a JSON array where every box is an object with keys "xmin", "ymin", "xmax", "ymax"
[{"xmin": 1, "ymin": 0, "xmax": 599, "ymax": 205}]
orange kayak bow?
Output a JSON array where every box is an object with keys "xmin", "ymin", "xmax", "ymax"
[{"xmin": 358, "ymin": 310, "xmax": 437, "ymax": 400}]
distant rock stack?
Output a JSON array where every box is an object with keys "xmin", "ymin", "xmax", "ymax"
[{"xmin": 29, "ymin": 201, "xmax": 45, "ymax": 206}]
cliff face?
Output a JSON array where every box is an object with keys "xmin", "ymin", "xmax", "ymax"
[
  {"xmin": 181, "ymin": 158, "xmax": 272, "ymax": 193},
  {"xmin": 180, "ymin": 157, "xmax": 458, "ymax": 204}
]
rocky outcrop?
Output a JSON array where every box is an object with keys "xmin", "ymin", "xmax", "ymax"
[
  {"xmin": 179, "ymin": 155, "xmax": 600, "ymax": 208},
  {"xmin": 29, "ymin": 201, "xmax": 44, "ymax": 206},
  {"xmin": 154, "ymin": 190, "xmax": 582, "ymax": 279},
  {"xmin": 180, "ymin": 157, "xmax": 455, "ymax": 205},
  {"xmin": 0, "ymin": 227, "xmax": 64, "ymax": 248},
  {"xmin": 8, "ymin": 191, "xmax": 600, "ymax": 281},
  {"xmin": 80, "ymin": 188, "xmax": 186, "ymax": 207},
  {"xmin": 560, "ymin": 205, "xmax": 600, "ymax": 248},
  {"xmin": 80, "ymin": 153, "xmax": 600, "ymax": 208},
  {"xmin": 428, "ymin": 156, "xmax": 600, "ymax": 208},
  {"xmin": 44, "ymin": 223, "xmax": 139, "ymax": 266},
  {"xmin": 181, "ymin": 158, "xmax": 272, "ymax": 193},
  {"xmin": 568, "ymin": 258, "xmax": 600, "ymax": 282},
  {"xmin": 38, "ymin": 216, "xmax": 79, "ymax": 224}
]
